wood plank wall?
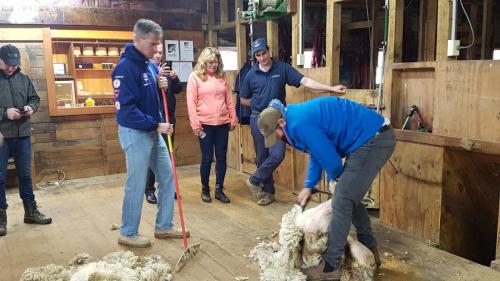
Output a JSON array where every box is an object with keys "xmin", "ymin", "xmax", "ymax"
[{"xmin": 3, "ymin": 28, "xmax": 204, "ymax": 184}]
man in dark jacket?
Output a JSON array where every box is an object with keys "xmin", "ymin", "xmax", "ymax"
[
  {"xmin": 145, "ymin": 43, "xmax": 183, "ymax": 204},
  {"xmin": 258, "ymin": 98, "xmax": 395, "ymax": 280},
  {"xmin": 0, "ymin": 44, "xmax": 52, "ymax": 237},
  {"xmin": 113, "ymin": 19, "xmax": 187, "ymax": 248}
]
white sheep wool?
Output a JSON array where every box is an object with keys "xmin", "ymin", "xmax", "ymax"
[
  {"xmin": 250, "ymin": 204, "xmax": 307, "ymax": 281},
  {"xmin": 19, "ymin": 251, "xmax": 173, "ymax": 281},
  {"xmin": 250, "ymin": 200, "xmax": 377, "ymax": 281}
]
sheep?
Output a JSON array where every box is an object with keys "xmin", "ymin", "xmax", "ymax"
[{"xmin": 251, "ymin": 200, "xmax": 376, "ymax": 281}]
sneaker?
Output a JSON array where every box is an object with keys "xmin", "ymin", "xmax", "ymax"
[
  {"xmin": 302, "ymin": 258, "xmax": 341, "ymax": 281},
  {"xmin": 146, "ymin": 193, "xmax": 157, "ymax": 204},
  {"xmin": 118, "ymin": 234, "xmax": 151, "ymax": 248},
  {"xmin": 257, "ymin": 192, "xmax": 275, "ymax": 206},
  {"xmin": 155, "ymin": 227, "xmax": 190, "ymax": 239},
  {"xmin": 246, "ymin": 178, "xmax": 262, "ymax": 199}
]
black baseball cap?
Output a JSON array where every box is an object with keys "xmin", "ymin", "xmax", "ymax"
[{"xmin": 0, "ymin": 44, "xmax": 21, "ymax": 66}]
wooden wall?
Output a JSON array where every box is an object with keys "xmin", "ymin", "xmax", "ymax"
[{"xmin": 2, "ymin": 27, "xmax": 204, "ymax": 185}]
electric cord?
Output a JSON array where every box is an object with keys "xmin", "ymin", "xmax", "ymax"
[{"xmin": 458, "ymin": 0, "xmax": 475, "ymax": 49}]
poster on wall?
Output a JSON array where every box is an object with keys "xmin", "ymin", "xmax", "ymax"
[
  {"xmin": 165, "ymin": 40, "xmax": 179, "ymax": 61},
  {"xmin": 172, "ymin": 61, "xmax": 193, "ymax": 82},
  {"xmin": 179, "ymin": 40, "xmax": 194, "ymax": 61}
]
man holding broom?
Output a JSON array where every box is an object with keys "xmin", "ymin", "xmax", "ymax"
[{"xmin": 112, "ymin": 18, "xmax": 189, "ymax": 248}]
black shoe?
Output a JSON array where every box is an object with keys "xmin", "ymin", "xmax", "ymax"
[
  {"xmin": 371, "ymin": 248, "xmax": 382, "ymax": 267},
  {"xmin": 215, "ymin": 185, "xmax": 230, "ymax": 203},
  {"xmin": 146, "ymin": 193, "xmax": 157, "ymax": 204},
  {"xmin": 23, "ymin": 201, "xmax": 52, "ymax": 224},
  {"xmin": 0, "ymin": 209, "xmax": 6, "ymax": 236},
  {"xmin": 174, "ymin": 192, "xmax": 177, "ymax": 200},
  {"xmin": 201, "ymin": 186, "xmax": 211, "ymax": 203}
]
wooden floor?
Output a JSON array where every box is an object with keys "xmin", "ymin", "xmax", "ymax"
[{"xmin": 1, "ymin": 165, "xmax": 500, "ymax": 281}]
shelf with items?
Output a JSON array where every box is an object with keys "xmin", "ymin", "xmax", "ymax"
[{"xmin": 50, "ymin": 39, "xmax": 127, "ymax": 111}]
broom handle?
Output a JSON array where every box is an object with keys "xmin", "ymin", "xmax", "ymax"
[{"xmin": 161, "ymin": 87, "xmax": 188, "ymax": 250}]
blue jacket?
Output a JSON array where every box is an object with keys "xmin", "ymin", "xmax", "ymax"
[
  {"xmin": 277, "ymin": 97, "xmax": 384, "ymax": 188},
  {"xmin": 112, "ymin": 43, "xmax": 162, "ymax": 131}
]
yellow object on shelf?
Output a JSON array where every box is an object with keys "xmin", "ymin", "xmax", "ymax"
[
  {"xmin": 85, "ymin": 96, "xmax": 95, "ymax": 107},
  {"xmin": 95, "ymin": 47, "xmax": 107, "ymax": 56}
]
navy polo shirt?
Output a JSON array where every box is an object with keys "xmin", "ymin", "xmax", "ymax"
[{"xmin": 240, "ymin": 60, "xmax": 304, "ymax": 116}]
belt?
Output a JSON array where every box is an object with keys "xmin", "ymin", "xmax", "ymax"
[{"xmin": 375, "ymin": 125, "xmax": 391, "ymax": 136}]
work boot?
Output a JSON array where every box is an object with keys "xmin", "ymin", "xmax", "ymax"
[
  {"xmin": 155, "ymin": 227, "xmax": 190, "ymax": 239},
  {"xmin": 201, "ymin": 186, "xmax": 211, "ymax": 203},
  {"xmin": 0, "ymin": 209, "xmax": 6, "ymax": 236},
  {"xmin": 257, "ymin": 192, "xmax": 275, "ymax": 206},
  {"xmin": 246, "ymin": 178, "xmax": 262, "ymax": 199},
  {"xmin": 215, "ymin": 185, "xmax": 230, "ymax": 203},
  {"xmin": 302, "ymin": 258, "xmax": 341, "ymax": 281},
  {"xmin": 118, "ymin": 234, "xmax": 151, "ymax": 248},
  {"xmin": 23, "ymin": 201, "xmax": 52, "ymax": 224}
]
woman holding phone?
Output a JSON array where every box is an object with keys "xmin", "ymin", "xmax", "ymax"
[{"xmin": 186, "ymin": 47, "xmax": 237, "ymax": 204}]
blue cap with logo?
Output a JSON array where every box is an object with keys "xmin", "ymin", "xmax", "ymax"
[{"xmin": 252, "ymin": 38, "xmax": 268, "ymax": 56}]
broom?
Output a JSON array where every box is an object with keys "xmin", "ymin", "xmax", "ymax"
[{"xmin": 160, "ymin": 86, "xmax": 200, "ymax": 272}]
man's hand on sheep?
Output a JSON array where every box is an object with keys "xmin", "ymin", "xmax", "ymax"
[{"xmin": 297, "ymin": 188, "xmax": 312, "ymax": 207}]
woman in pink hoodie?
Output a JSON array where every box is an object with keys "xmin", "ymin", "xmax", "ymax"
[{"xmin": 186, "ymin": 47, "xmax": 237, "ymax": 203}]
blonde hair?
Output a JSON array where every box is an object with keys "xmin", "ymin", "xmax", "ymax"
[{"xmin": 194, "ymin": 47, "xmax": 225, "ymax": 81}]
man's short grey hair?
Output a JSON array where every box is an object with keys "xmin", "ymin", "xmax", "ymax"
[{"xmin": 133, "ymin": 19, "xmax": 163, "ymax": 39}]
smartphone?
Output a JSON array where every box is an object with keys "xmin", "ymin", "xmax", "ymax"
[
  {"xmin": 18, "ymin": 108, "xmax": 27, "ymax": 114},
  {"xmin": 160, "ymin": 61, "xmax": 172, "ymax": 77}
]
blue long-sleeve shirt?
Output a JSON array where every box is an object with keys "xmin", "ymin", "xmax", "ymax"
[
  {"xmin": 112, "ymin": 43, "xmax": 162, "ymax": 131},
  {"xmin": 281, "ymin": 97, "xmax": 384, "ymax": 188}
]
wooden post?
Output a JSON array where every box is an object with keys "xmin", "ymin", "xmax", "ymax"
[
  {"xmin": 436, "ymin": 0, "xmax": 452, "ymax": 61},
  {"xmin": 382, "ymin": 0, "xmax": 404, "ymax": 120},
  {"xmin": 235, "ymin": 0, "xmax": 247, "ymax": 69},
  {"xmin": 291, "ymin": 9, "xmax": 299, "ymax": 67},
  {"xmin": 267, "ymin": 20, "xmax": 279, "ymax": 59},
  {"xmin": 220, "ymin": 0, "xmax": 229, "ymax": 24},
  {"xmin": 207, "ymin": 0, "xmax": 218, "ymax": 46},
  {"xmin": 481, "ymin": 0, "xmax": 492, "ymax": 59},
  {"xmin": 326, "ymin": 0, "xmax": 342, "ymax": 85}
]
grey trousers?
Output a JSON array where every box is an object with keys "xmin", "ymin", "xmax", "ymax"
[{"xmin": 322, "ymin": 128, "xmax": 396, "ymax": 269}]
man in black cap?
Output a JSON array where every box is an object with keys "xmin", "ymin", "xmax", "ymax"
[{"xmin": 0, "ymin": 44, "xmax": 52, "ymax": 237}]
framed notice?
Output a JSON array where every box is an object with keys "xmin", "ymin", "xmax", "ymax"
[
  {"xmin": 179, "ymin": 40, "xmax": 194, "ymax": 61},
  {"xmin": 165, "ymin": 40, "xmax": 179, "ymax": 61}
]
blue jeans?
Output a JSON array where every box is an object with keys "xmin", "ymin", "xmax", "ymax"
[
  {"xmin": 323, "ymin": 129, "xmax": 396, "ymax": 269},
  {"xmin": 118, "ymin": 126, "xmax": 176, "ymax": 236},
  {"xmin": 249, "ymin": 116, "xmax": 285, "ymax": 194},
  {"xmin": 0, "ymin": 136, "xmax": 35, "ymax": 209},
  {"xmin": 145, "ymin": 132, "xmax": 171, "ymax": 194},
  {"xmin": 198, "ymin": 124, "xmax": 230, "ymax": 187}
]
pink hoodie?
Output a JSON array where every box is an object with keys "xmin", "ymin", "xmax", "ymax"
[{"xmin": 186, "ymin": 72, "xmax": 237, "ymax": 130}]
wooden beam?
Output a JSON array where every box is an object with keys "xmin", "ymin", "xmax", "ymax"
[
  {"xmin": 383, "ymin": 0, "xmax": 404, "ymax": 120},
  {"xmin": 267, "ymin": 20, "xmax": 279, "ymax": 59},
  {"xmin": 0, "ymin": 28, "xmax": 43, "ymax": 41},
  {"xmin": 211, "ymin": 21, "xmax": 238, "ymax": 31},
  {"xmin": 50, "ymin": 30, "xmax": 133, "ymax": 40},
  {"xmin": 386, "ymin": 0, "xmax": 404, "ymax": 64},
  {"xmin": 291, "ymin": 8, "xmax": 299, "ymax": 67},
  {"xmin": 466, "ymin": 1, "xmax": 478, "ymax": 60},
  {"xmin": 481, "ymin": 0, "xmax": 493, "ymax": 59},
  {"xmin": 436, "ymin": 0, "xmax": 452, "ymax": 61},
  {"xmin": 235, "ymin": 0, "xmax": 247, "ymax": 69},
  {"xmin": 394, "ymin": 130, "xmax": 500, "ymax": 157},
  {"xmin": 207, "ymin": 0, "xmax": 217, "ymax": 47},
  {"xmin": 326, "ymin": 0, "xmax": 341, "ymax": 85},
  {"xmin": 341, "ymin": 20, "xmax": 372, "ymax": 31},
  {"xmin": 220, "ymin": 0, "xmax": 229, "ymax": 24}
]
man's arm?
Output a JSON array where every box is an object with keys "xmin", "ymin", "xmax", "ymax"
[
  {"xmin": 26, "ymin": 78, "xmax": 40, "ymax": 113},
  {"xmin": 300, "ymin": 77, "xmax": 347, "ymax": 96},
  {"xmin": 240, "ymin": 98, "xmax": 251, "ymax": 106}
]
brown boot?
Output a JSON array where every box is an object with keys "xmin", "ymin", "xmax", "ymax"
[{"xmin": 302, "ymin": 259, "xmax": 341, "ymax": 281}]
